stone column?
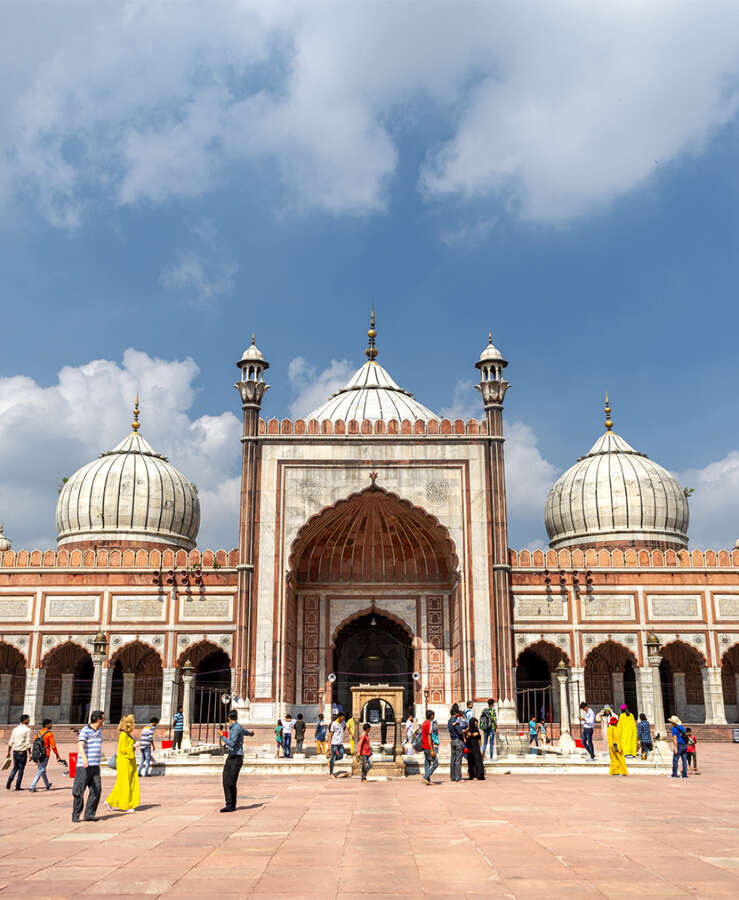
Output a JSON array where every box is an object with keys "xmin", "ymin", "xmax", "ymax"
[
  {"xmin": 101, "ymin": 668, "xmax": 113, "ymax": 720},
  {"xmin": 23, "ymin": 668, "xmax": 46, "ymax": 726},
  {"xmin": 122, "ymin": 672, "xmax": 136, "ymax": 716},
  {"xmin": 555, "ymin": 663, "xmax": 576, "ymax": 753},
  {"xmin": 91, "ymin": 657, "xmax": 105, "ymax": 714},
  {"xmin": 159, "ymin": 667, "xmax": 177, "ymax": 727},
  {"xmin": 636, "ymin": 667, "xmax": 655, "ymax": 721},
  {"xmin": 181, "ymin": 666, "xmax": 195, "ymax": 751},
  {"xmin": 702, "ymin": 667, "xmax": 727, "ymax": 725},
  {"xmin": 59, "ymin": 673, "xmax": 74, "ymax": 722},
  {"xmin": 0, "ymin": 673, "xmax": 12, "ymax": 723},
  {"xmin": 568, "ymin": 667, "xmax": 585, "ymax": 726},
  {"xmin": 611, "ymin": 672, "xmax": 625, "ymax": 710},
  {"xmin": 673, "ymin": 672, "xmax": 687, "ymax": 719}
]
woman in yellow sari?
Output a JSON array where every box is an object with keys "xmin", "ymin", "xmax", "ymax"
[
  {"xmin": 616, "ymin": 704, "xmax": 638, "ymax": 757},
  {"xmin": 607, "ymin": 716, "xmax": 628, "ymax": 776},
  {"xmin": 104, "ymin": 714, "xmax": 140, "ymax": 812}
]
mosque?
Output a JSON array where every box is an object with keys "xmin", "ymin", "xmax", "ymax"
[{"xmin": 0, "ymin": 315, "xmax": 737, "ymax": 736}]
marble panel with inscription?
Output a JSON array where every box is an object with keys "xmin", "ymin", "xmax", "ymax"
[
  {"xmin": 580, "ymin": 594, "xmax": 634, "ymax": 620},
  {"xmin": 46, "ymin": 595, "xmax": 98, "ymax": 620},
  {"xmin": 647, "ymin": 595, "xmax": 700, "ymax": 619},
  {"xmin": 0, "ymin": 596, "xmax": 32, "ymax": 620},
  {"xmin": 716, "ymin": 595, "xmax": 739, "ymax": 620},
  {"xmin": 112, "ymin": 594, "xmax": 166, "ymax": 621},
  {"xmin": 180, "ymin": 595, "xmax": 233, "ymax": 620},
  {"xmin": 514, "ymin": 594, "xmax": 566, "ymax": 619}
]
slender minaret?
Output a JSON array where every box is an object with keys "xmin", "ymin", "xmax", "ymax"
[
  {"xmin": 233, "ymin": 336, "xmax": 269, "ymax": 708},
  {"xmin": 475, "ymin": 333, "xmax": 515, "ymax": 725}
]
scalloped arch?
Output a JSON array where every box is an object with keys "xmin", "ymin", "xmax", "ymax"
[{"xmin": 330, "ymin": 606, "xmax": 415, "ymax": 649}]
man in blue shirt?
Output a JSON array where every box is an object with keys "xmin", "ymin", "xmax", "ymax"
[
  {"xmin": 138, "ymin": 717, "xmax": 158, "ymax": 777},
  {"xmin": 669, "ymin": 715, "xmax": 688, "ymax": 778},
  {"xmin": 220, "ymin": 710, "xmax": 254, "ymax": 812},
  {"xmin": 72, "ymin": 710, "xmax": 105, "ymax": 822},
  {"xmin": 172, "ymin": 707, "xmax": 184, "ymax": 750},
  {"xmin": 447, "ymin": 703, "xmax": 466, "ymax": 782}
]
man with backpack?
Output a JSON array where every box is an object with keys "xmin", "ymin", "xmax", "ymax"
[
  {"xmin": 479, "ymin": 699, "xmax": 497, "ymax": 759},
  {"xmin": 29, "ymin": 719, "xmax": 65, "ymax": 792},
  {"xmin": 669, "ymin": 715, "xmax": 689, "ymax": 779}
]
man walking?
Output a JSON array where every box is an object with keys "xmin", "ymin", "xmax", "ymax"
[
  {"xmin": 448, "ymin": 704, "xmax": 465, "ymax": 782},
  {"xmin": 29, "ymin": 719, "xmax": 64, "ymax": 791},
  {"xmin": 421, "ymin": 710, "xmax": 438, "ymax": 785},
  {"xmin": 579, "ymin": 702, "xmax": 596, "ymax": 760},
  {"xmin": 172, "ymin": 706, "xmax": 184, "ymax": 750},
  {"xmin": 6, "ymin": 714, "xmax": 32, "ymax": 790},
  {"xmin": 637, "ymin": 713, "xmax": 653, "ymax": 760},
  {"xmin": 669, "ymin": 715, "xmax": 688, "ymax": 779},
  {"xmin": 294, "ymin": 713, "xmax": 306, "ymax": 755},
  {"xmin": 328, "ymin": 712, "xmax": 346, "ymax": 777},
  {"xmin": 72, "ymin": 710, "xmax": 105, "ymax": 822},
  {"xmin": 220, "ymin": 710, "xmax": 254, "ymax": 812},
  {"xmin": 138, "ymin": 717, "xmax": 158, "ymax": 777},
  {"xmin": 480, "ymin": 699, "xmax": 497, "ymax": 760},
  {"xmin": 282, "ymin": 714, "xmax": 294, "ymax": 758},
  {"xmin": 357, "ymin": 722, "xmax": 372, "ymax": 781}
]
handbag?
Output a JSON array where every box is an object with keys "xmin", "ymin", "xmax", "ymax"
[{"xmin": 106, "ymin": 753, "xmax": 117, "ymax": 770}]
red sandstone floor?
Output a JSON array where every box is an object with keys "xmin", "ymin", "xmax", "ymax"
[{"xmin": 1, "ymin": 744, "xmax": 737, "ymax": 899}]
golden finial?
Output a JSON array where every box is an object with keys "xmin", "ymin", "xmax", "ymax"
[
  {"xmin": 366, "ymin": 306, "xmax": 378, "ymax": 360},
  {"xmin": 488, "ymin": 331, "xmax": 492, "ymax": 344},
  {"xmin": 132, "ymin": 394, "xmax": 140, "ymax": 432},
  {"xmin": 251, "ymin": 333, "xmax": 255, "ymax": 345},
  {"xmin": 604, "ymin": 391, "xmax": 613, "ymax": 431}
]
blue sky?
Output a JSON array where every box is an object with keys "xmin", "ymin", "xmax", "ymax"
[{"xmin": 1, "ymin": 2, "xmax": 739, "ymax": 550}]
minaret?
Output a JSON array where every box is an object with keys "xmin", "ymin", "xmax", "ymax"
[
  {"xmin": 475, "ymin": 333, "xmax": 515, "ymax": 725},
  {"xmin": 233, "ymin": 336, "xmax": 270, "ymax": 709}
]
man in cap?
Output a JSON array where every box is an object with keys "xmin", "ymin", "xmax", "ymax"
[
  {"xmin": 220, "ymin": 710, "xmax": 254, "ymax": 812},
  {"xmin": 669, "ymin": 715, "xmax": 689, "ymax": 779}
]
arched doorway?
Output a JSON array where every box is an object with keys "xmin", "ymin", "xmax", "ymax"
[
  {"xmin": 179, "ymin": 641, "xmax": 231, "ymax": 724},
  {"xmin": 0, "ymin": 643, "xmax": 26, "ymax": 724},
  {"xmin": 42, "ymin": 642, "xmax": 93, "ymax": 723},
  {"xmin": 661, "ymin": 641, "xmax": 706, "ymax": 723},
  {"xmin": 109, "ymin": 642, "xmax": 163, "ymax": 723},
  {"xmin": 332, "ymin": 613, "xmax": 414, "ymax": 718},
  {"xmin": 287, "ymin": 480, "xmax": 459, "ymax": 711},
  {"xmin": 584, "ymin": 641, "xmax": 638, "ymax": 711},
  {"xmin": 722, "ymin": 644, "xmax": 739, "ymax": 723},
  {"xmin": 516, "ymin": 641, "xmax": 566, "ymax": 723}
]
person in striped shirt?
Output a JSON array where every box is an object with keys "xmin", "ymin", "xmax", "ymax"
[
  {"xmin": 72, "ymin": 710, "xmax": 105, "ymax": 822},
  {"xmin": 172, "ymin": 707, "xmax": 184, "ymax": 750},
  {"xmin": 138, "ymin": 717, "xmax": 159, "ymax": 777}
]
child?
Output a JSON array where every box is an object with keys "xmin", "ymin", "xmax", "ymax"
[
  {"xmin": 315, "ymin": 713, "xmax": 327, "ymax": 756},
  {"xmin": 538, "ymin": 720, "xmax": 548, "ymax": 745},
  {"xmin": 685, "ymin": 728, "xmax": 699, "ymax": 773},
  {"xmin": 529, "ymin": 716, "xmax": 538, "ymax": 751},
  {"xmin": 275, "ymin": 719, "xmax": 283, "ymax": 758},
  {"xmin": 357, "ymin": 722, "xmax": 372, "ymax": 781},
  {"xmin": 637, "ymin": 713, "xmax": 653, "ymax": 759}
]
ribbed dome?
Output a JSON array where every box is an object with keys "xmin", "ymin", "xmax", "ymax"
[
  {"xmin": 56, "ymin": 427, "xmax": 200, "ymax": 550},
  {"xmin": 545, "ymin": 430, "xmax": 689, "ymax": 550},
  {"xmin": 0, "ymin": 525, "xmax": 10, "ymax": 552},
  {"xmin": 305, "ymin": 360, "xmax": 439, "ymax": 423}
]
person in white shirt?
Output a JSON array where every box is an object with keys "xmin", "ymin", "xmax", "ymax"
[
  {"xmin": 579, "ymin": 702, "xmax": 596, "ymax": 760},
  {"xmin": 6, "ymin": 714, "xmax": 32, "ymax": 791},
  {"xmin": 282, "ymin": 714, "xmax": 294, "ymax": 758},
  {"xmin": 328, "ymin": 713, "xmax": 346, "ymax": 777}
]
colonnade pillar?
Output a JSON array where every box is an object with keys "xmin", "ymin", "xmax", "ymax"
[
  {"xmin": 23, "ymin": 668, "xmax": 45, "ymax": 725},
  {"xmin": 610, "ymin": 672, "xmax": 624, "ymax": 710},
  {"xmin": 673, "ymin": 672, "xmax": 687, "ymax": 719},
  {"xmin": 122, "ymin": 672, "xmax": 136, "ymax": 716},
  {"xmin": 59, "ymin": 673, "xmax": 74, "ymax": 722},
  {"xmin": 0, "ymin": 673, "xmax": 12, "ymax": 723},
  {"xmin": 636, "ymin": 667, "xmax": 654, "ymax": 722},
  {"xmin": 160, "ymin": 667, "xmax": 177, "ymax": 727},
  {"xmin": 568, "ymin": 667, "xmax": 585, "ymax": 725},
  {"xmin": 702, "ymin": 667, "xmax": 727, "ymax": 725}
]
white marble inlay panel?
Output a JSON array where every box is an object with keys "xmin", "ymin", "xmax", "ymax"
[
  {"xmin": 112, "ymin": 594, "xmax": 166, "ymax": 621},
  {"xmin": 180, "ymin": 595, "xmax": 233, "ymax": 620},
  {"xmin": 647, "ymin": 594, "xmax": 701, "ymax": 620},
  {"xmin": 513, "ymin": 594, "xmax": 566, "ymax": 620},
  {"xmin": 0, "ymin": 596, "xmax": 32, "ymax": 621},
  {"xmin": 580, "ymin": 594, "xmax": 634, "ymax": 620},
  {"xmin": 46, "ymin": 595, "xmax": 99, "ymax": 620},
  {"xmin": 715, "ymin": 595, "xmax": 739, "ymax": 620}
]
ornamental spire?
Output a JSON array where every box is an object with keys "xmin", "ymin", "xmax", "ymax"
[
  {"xmin": 132, "ymin": 395, "xmax": 140, "ymax": 432},
  {"xmin": 365, "ymin": 306, "xmax": 378, "ymax": 361},
  {"xmin": 604, "ymin": 391, "xmax": 613, "ymax": 431}
]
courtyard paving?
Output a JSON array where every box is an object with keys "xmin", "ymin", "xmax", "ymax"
[{"xmin": 0, "ymin": 743, "xmax": 737, "ymax": 899}]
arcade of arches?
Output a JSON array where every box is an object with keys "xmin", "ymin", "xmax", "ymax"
[{"xmin": 283, "ymin": 484, "xmax": 460, "ymax": 714}]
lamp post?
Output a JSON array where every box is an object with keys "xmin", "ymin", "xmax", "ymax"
[
  {"xmin": 555, "ymin": 658, "xmax": 576, "ymax": 753},
  {"xmin": 646, "ymin": 633, "xmax": 667, "ymax": 738},
  {"xmin": 181, "ymin": 659, "xmax": 195, "ymax": 751},
  {"xmin": 90, "ymin": 631, "xmax": 108, "ymax": 715}
]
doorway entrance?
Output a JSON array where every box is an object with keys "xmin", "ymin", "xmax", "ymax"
[{"xmin": 333, "ymin": 613, "xmax": 413, "ymax": 718}]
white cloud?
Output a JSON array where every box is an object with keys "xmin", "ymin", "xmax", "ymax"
[
  {"xmin": 439, "ymin": 379, "xmax": 481, "ymax": 420},
  {"xmin": 0, "ymin": 350, "xmax": 241, "ymax": 550},
  {"xmin": 440, "ymin": 218, "xmax": 497, "ymax": 246},
  {"xmin": 2, "ymin": 3, "xmax": 739, "ymax": 226},
  {"xmin": 160, "ymin": 250, "xmax": 237, "ymax": 304},
  {"xmin": 504, "ymin": 421, "xmax": 560, "ymax": 519},
  {"xmin": 287, "ymin": 356, "xmax": 355, "ymax": 418},
  {"xmin": 678, "ymin": 452, "xmax": 739, "ymax": 549}
]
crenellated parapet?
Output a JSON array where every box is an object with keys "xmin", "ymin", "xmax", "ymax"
[
  {"xmin": 510, "ymin": 547, "xmax": 739, "ymax": 569},
  {"xmin": 0, "ymin": 547, "xmax": 239, "ymax": 569},
  {"xmin": 257, "ymin": 417, "xmax": 488, "ymax": 436}
]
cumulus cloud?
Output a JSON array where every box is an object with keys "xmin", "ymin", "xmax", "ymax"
[
  {"xmin": 160, "ymin": 250, "xmax": 237, "ymax": 305},
  {"xmin": 0, "ymin": 350, "xmax": 241, "ymax": 550},
  {"xmin": 439, "ymin": 379, "xmax": 481, "ymax": 420},
  {"xmin": 2, "ymin": 3, "xmax": 739, "ymax": 226},
  {"xmin": 440, "ymin": 219, "xmax": 497, "ymax": 247},
  {"xmin": 678, "ymin": 452, "xmax": 739, "ymax": 549},
  {"xmin": 287, "ymin": 356, "xmax": 355, "ymax": 418}
]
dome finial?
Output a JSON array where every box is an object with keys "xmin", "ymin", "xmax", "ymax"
[
  {"xmin": 366, "ymin": 306, "xmax": 378, "ymax": 361},
  {"xmin": 604, "ymin": 391, "xmax": 613, "ymax": 431},
  {"xmin": 488, "ymin": 331, "xmax": 492, "ymax": 344},
  {"xmin": 132, "ymin": 394, "xmax": 141, "ymax": 432},
  {"xmin": 251, "ymin": 333, "xmax": 255, "ymax": 345}
]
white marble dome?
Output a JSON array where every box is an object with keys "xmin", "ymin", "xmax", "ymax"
[
  {"xmin": 56, "ymin": 425, "xmax": 200, "ymax": 550},
  {"xmin": 0, "ymin": 525, "xmax": 10, "ymax": 552},
  {"xmin": 545, "ymin": 429, "xmax": 689, "ymax": 550}
]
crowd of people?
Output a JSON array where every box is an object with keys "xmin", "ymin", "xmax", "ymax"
[{"xmin": 3, "ymin": 693, "xmax": 702, "ymax": 819}]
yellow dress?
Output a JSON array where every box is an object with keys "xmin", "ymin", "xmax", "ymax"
[
  {"xmin": 616, "ymin": 712, "xmax": 638, "ymax": 757},
  {"xmin": 105, "ymin": 732, "xmax": 140, "ymax": 810},
  {"xmin": 607, "ymin": 724, "xmax": 628, "ymax": 776},
  {"xmin": 347, "ymin": 718, "xmax": 355, "ymax": 755}
]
